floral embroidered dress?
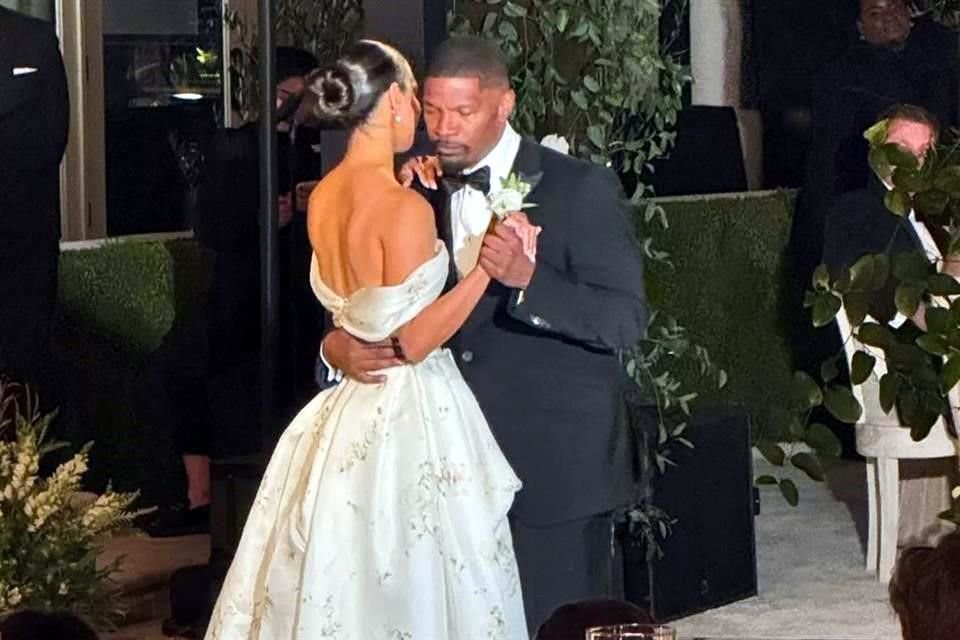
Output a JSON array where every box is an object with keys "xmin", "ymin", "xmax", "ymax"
[{"xmin": 206, "ymin": 242, "xmax": 527, "ymax": 640}]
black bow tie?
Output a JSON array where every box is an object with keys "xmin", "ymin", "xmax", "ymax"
[{"xmin": 441, "ymin": 166, "xmax": 491, "ymax": 195}]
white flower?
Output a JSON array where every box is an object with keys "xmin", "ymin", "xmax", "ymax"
[
  {"xmin": 7, "ymin": 586, "xmax": 22, "ymax": 607},
  {"xmin": 953, "ymin": 485, "xmax": 960, "ymax": 500},
  {"xmin": 58, "ymin": 582, "xmax": 69, "ymax": 596},
  {"xmin": 487, "ymin": 173, "xmax": 538, "ymax": 220},
  {"xmin": 488, "ymin": 189, "xmax": 525, "ymax": 218},
  {"xmin": 540, "ymin": 134, "xmax": 570, "ymax": 155}
]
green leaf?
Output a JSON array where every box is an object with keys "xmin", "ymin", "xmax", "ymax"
[
  {"xmin": 942, "ymin": 354, "xmax": 960, "ymax": 392},
  {"xmin": 884, "ymin": 188, "xmax": 912, "ymax": 217},
  {"xmin": 497, "ymin": 20, "xmax": 518, "ymax": 41},
  {"xmin": 583, "ymin": 75, "xmax": 600, "ymax": 93},
  {"xmin": 882, "ymin": 142, "xmax": 919, "ymax": 171},
  {"xmin": 858, "ymin": 322, "xmax": 895, "ymax": 348},
  {"xmin": 789, "ymin": 416, "xmax": 807, "ymax": 439},
  {"xmin": 863, "ymin": 118, "xmax": 889, "ymax": 146},
  {"xmin": 756, "ymin": 440, "xmax": 786, "ymax": 467},
  {"xmin": 850, "ymin": 350, "xmax": 877, "ymax": 385},
  {"xmin": 925, "ymin": 307, "xmax": 951, "ymax": 334},
  {"xmin": 779, "ymin": 478, "xmax": 799, "ymax": 506},
  {"xmin": 848, "ymin": 255, "xmax": 876, "ymax": 290},
  {"xmin": 895, "ymin": 282, "xmax": 925, "ymax": 317},
  {"xmin": 571, "ymin": 90, "xmax": 588, "ymax": 111},
  {"xmin": 934, "ymin": 165, "xmax": 960, "ymax": 193},
  {"xmin": 843, "ymin": 292, "xmax": 870, "ymax": 326},
  {"xmin": 928, "ymin": 273, "xmax": 960, "ymax": 296},
  {"xmin": 793, "ymin": 371, "xmax": 823, "ymax": 408},
  {"xmin": 555, "ymin": 8, "xmax": 569, "ymax": 32},
  {"xmin": 916, "ymin": 334, "xmax": 950, "ymax": 356},
  {"xmin": 824, "ymin": 385, "xmax": 863, "ymax": 423},
  {"xmin": 914, "ymin": 189, "xmax": 949, "ymax": 217},
  {"xmin": 893, "ymin": 251, "xmax": 930, "ymax": 283},
  {"xmin": 755, "ymin": 475, "xmax": 778, "ymax": 486},
  {"xmin": 869, "ymin": 146, "xmax": 893, "ymax": 180},
  {"xmin": 503, "ymin": 1, "xmax": 527, "ymax": 17},
  {"xmin": 586, "ymin": 124, "xmax": 605, "ymax": 149},
  {"xmin": 811, "ymin": 292, "xmax": 842, "ymax": 328},
  {"xmin": 812, "ymin": 264, "xmax": 831, "ymax": 290},
  {"xmin": 879, "ymin": 373, "xmax": 900, "ymax": 413},
  {"xmin": 892, "ymin": 167, "xmax": 929, "ymax": 193},
  {"xmin": 791, "ymin": 452, "xmax": 825, "ymax": 482},
  {"xmin": 805, "ymin": 422, "xmax": 843, "ymax": 458},
  {"xmin": 820, "ymin": 357, "xmax": 840, "ymax": 383},
  {"xmin": 870, "ymin": 254, "xmax": 891, "ymax": 290}
]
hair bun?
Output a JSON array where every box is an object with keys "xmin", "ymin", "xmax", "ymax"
[{"xmin": 311, "ymin": 64, "xmax": 356, "ymax": 125}]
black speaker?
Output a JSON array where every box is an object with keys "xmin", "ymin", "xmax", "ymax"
[{"xmin": 623, "ymin": 410, "xmax": 758, "ymax": 621}]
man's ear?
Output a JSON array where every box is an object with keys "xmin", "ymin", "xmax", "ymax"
[{"xmin": 498, "ymin": 89, "xmax": 516, "ymax": 124}]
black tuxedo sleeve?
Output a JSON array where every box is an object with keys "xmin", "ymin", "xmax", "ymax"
[
  {"xmin": 508, "ymin": 166, "xmax": 647, "ymax": 350},
  {"xmin": 0, "ymin": 28, "xmax": 69, "ymax": 172}
]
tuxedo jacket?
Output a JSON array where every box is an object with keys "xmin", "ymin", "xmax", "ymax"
[
  {"xmin": 821, "ymin": 178, "xmax": 927, "ymax": 324},
  {"xmin": 0, "ymin": 7, "xmax": 69, "ymax": 238},
  {"xmin": 320, "ymin": 138, "xmax": 648, "ymax": 525}
]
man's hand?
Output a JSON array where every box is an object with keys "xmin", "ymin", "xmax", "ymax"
[
  {"xmin": 479, "ymin": 218, "xmax": 536, "ymax": 289},
  {"xmin": 322, "ymin": 329, "xmax": 404, "ymax": 384},
  {"xmin": 398, "ymin": 155, "xmax": 442, "ymax": 190}
]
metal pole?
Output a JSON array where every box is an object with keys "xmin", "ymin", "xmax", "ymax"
[{"xmin": 258, "ymin": 0, "xmax": 278, "ymax": 451}]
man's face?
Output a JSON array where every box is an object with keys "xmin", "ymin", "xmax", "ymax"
[
  {"xmin": 886, "ymin": 118, "xmax": 935, "ymax": 163},
  {"xmin": 421, "ymin": 76, "xmax": 514, "ymax": 172},
  {"xmin": 859, "ymin": 0, "xmax": 911, "ymax": 47}
]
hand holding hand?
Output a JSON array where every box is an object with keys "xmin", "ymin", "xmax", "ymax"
[
  {"xmin": 322, "ymin": 329, "xmax": 404, "ymax": 384},
  {"xmin": 479, "ymin": 213, "xmax": 540, "ymax": 289},
  {"xmin": 398, "ymin": 155, "xmax": 442, "ymax": 190}
]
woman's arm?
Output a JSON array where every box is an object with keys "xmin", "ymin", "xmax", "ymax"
[{"xmin": 384, "ymin": 192, "xmax": 490, "ymax": 363}]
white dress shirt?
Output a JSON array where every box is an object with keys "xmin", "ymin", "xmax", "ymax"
[{"xmin": 449, "ymin": 123, "xmax": 522, "ymax": 277}]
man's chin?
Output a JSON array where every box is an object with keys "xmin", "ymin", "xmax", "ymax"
[{"xmin": 437, "ymin": 154, "xmax": 469, "ymax": 173}]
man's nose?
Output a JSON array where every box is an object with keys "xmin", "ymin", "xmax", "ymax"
[{"xmin": 433, "ymin": 112, "xmax": 457, "ymax": 136}]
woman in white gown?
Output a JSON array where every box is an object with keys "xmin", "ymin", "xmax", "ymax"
[{"xmin": 205, "ymin": 41, "xmax": 529, "ymax": 640}]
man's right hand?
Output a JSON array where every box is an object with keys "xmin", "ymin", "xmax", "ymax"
[
  {"xmin": 398, "ymin": 155, "xmax": 442, "ymax": 190},
  {"xmin": 322, "ymin": 329, "xmax": 404, "ymax": 384}
]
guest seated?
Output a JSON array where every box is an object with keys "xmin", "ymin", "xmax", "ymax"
[
  {"xmin": 0, "ymin": 609, "xmax": 99, "ymax": 640},
  {"xmin": 889, "ymin": 531, "xmax": 960, "ymax": 640},
  {"xmin": 535, "ymin": 599, "xmax": 654, "ymax": 640}
]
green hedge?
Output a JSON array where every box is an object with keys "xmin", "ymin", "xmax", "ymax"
[
  {"xmin": 51, "ymin": 236, "xmax": 208, "ymax": 508},
  {"xmin": 640, "ymin": 191, "xmax": 796, "ymax": 437}
]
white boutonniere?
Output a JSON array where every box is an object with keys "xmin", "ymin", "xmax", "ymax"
[{"xmin": 488, "ymin": 172, "xmax": 541, "ymax": 221}]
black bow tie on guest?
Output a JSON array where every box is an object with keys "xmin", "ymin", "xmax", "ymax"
[{"xmin": 441, "ymin": 166, "xmax": 491, "ymax": 195}]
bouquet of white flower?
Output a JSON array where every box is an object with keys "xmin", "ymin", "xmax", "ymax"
[{"xmin": 0, "ymin": 383, "xmax": 149, "ymax": 627}]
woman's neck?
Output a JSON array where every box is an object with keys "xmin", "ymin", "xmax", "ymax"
[{"xmin": 343, "ymin": 124, "xmax": 395, "ymax": 172}]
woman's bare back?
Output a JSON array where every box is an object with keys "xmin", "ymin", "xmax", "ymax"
[{"xmin": 307, "ymin": 164, "xmax": 435, "ymax": 299}]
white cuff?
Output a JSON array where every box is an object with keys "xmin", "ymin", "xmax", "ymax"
[
  {"xmin": 319, "ymin": 342, "xmax": 343, "ymax": 383},
  {"xmin": 888, "ymin": 312, "xmax": 908, "ymax": 330}
]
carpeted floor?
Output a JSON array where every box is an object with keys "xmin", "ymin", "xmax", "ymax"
[{"xmin": 672, "ymin": 457, "xmax": 903, "ymax": 640}]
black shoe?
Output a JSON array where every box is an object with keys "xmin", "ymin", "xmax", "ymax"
[{"xmin": 142, "ymin": 503, "xmax": 210, "ymax": 538}]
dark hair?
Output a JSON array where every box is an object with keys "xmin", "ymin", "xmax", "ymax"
[
  {"xmin": 311, "ymin": 40, "xmax": 412, "ymax": 128},
  {"xmin": 890, "ymin": 532, "xmax": 960, "ymax": 640},
  {"xmin": 426, "ymin": 35, "xmax": 510, "ymax": 88},
  {"xmin": 879, "ymin": 103, "xmax": 941, "ymax": 140},
  {"xmin": 0, "ymin": 610, "xmax": 100, "ymax": 640},
  {"xmin": 276, "ymin": 46, "xmax": 318, "ymax": 83}
]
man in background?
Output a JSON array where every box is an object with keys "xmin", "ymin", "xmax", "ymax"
[{"xmin": 0, "ymin": 6, "xmax": 69, "ymax": 394}]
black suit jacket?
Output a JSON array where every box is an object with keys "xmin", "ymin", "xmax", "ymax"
[
  {"xmin": 0, "ymin": 7, "xmax": 69, "ymax": 238},
  {"xmin": 822, "ymin": 178, "xmax": 925, "ymax": 323},
  {"xmin": 319, "ymin": 139, "xmax": 645, "ymax": 524}
]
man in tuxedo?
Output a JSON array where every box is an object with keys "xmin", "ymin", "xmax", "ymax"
[
  {"xmin": 822, "ymin": 104, "xmax": 958, "ymax": 545},
  {"xmin": 321, "ymin": 36, "xmax": 648, "ymax": 629},
  {"xmin": 0, "ymin": 6, "xmax": 68, "ymax": 392}
]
